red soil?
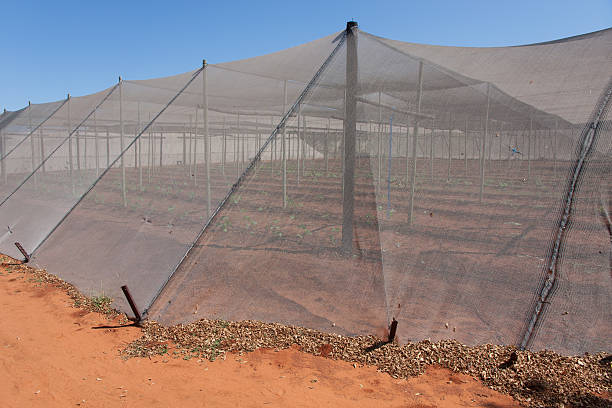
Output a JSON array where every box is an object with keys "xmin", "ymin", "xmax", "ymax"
[{"xmin": 0, "ymin": 266, "xmax": 520, "ymax": 407}]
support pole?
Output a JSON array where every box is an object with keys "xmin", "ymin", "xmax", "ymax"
[
  {"xmin": 325, "ymin": 118, "xmax": 330, "ymax": 175},
  {"xmin": 377, "ymin": 91, "xmax": 382, "ymax": 189},
  {"xmin": 387, "ymin": 115, "xmax": 393, "ymax": 219},
  {"xmin": 121, "ymin": 285, "xmax": 141, "ymax": 323},
  {"xmin": 282, "ymin": 80, "xmax": 288, "ymax": 208},
  {"xmin": 479, "ymin": 83, "xmax": 490, "ymax": 203},
  {"xmin": 464, "ymin": 118, "xmax": 468, "ymax": 175},
  {"xmin": 297, "ymin": 105, "xmax": 301, "ymax": 184},
  {"xmin": 408, "ymin": 61, "xmax": 423, "ymax": 225},
  {"xmin": 430, "ymin": 120, "xmax": 434, "ymax": 183},
  {"xmin": 40, "ymin": 127, "xmax": 46, "ymax": 174},
  {"xmin": 447, "ymin": 114, "xmax": 452, "ymax": 181},
  {"xmin": 222, "ymin": 116, "xmax": 226, "ymax": 176},
  {"xmin": 28, "ymin": 102, "xmax": 38, "ymax": 189},
  {"xmin": 342, "ymin": 21, "xmax": 358, "ymax": 253},
  {"xmin": 68, "ymin": 94, "xmax": 75, "ymax": 195},
  {"xmin": 553, "ymin": 120, "xmax": 557, "ymax": 177},
  {"xmin": 119, "ymin": 77, "xmax": 127, "ymax": 207},
  {"xmin": 138, "ymin": 103, "xmax": 142, "ymax": 190},
  {"xmin": 194, "ymin": 108, "xmax": 199, "ymax": 186},
  {"xmin": 94, "ymin": 112, "xmax": 99, "ymax": 177},
  {"xmin": 528, "ymin": 117, "xmax": 532, "ymax": 181},
  {"xmin": 203, "ymin": 60, "xmax": 211, "ymax": 216}
]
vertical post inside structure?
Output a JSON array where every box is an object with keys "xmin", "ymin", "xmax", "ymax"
[
  {"xmin": 147, "ymin": 114, "xmax": 152, "ymax": 184},
  {"xmin": 237, "ymin": 113, "xmax": 242, "ymax": 172},
  {"xmin": 39, "ymin": 127, "xmax": 46, "ymax": 174},
  {"xmin": 302, "ymin": 116, "xmax": 307, "ymax": 175},
  {"xmin": 94, "ymin": 111, "xmax": 99, "ymax": 178},
  {"xmin": 325, "ymin": 118, "xmax": 330, "ymax": 175},
  {"xmin": 137, "ymin": 103, "xmax": 142, "ymax": 191},
  {"xmin": 405, "ymin": 119, "xmax": 410, "ymax": 186},
  {"xmin": 28, "ymin": 102, "xmax": 38, "ymax": 189},
  {"xmin": 222, "ymin": 116, "xmax": 226, "ymax": 176},
  {"xmin": 429, "ymin": 120, "xmax": 434, "ymax": 183},
  {"xmin": 188, "ymin": 116, "xmax": 192, "ymax": 172},
  {"xmin": 159, "ymin": 129, "xmax": 163, "ymax": 168},
  {"xmin": 342, "ymin": 21, "xmax": 358, "ymax": 254},
  {"xmin": 193, "ymin": 108, "xmax": 199, "ymax": 187},
  {"xmin": 297, "ymin": 105, "xmax": 301, "ymax": 184},
  {"xmin": 282, "ymin": 80, "xmax": 288, "ymax": 209},
  {"xmin": 464, "ymin": 118, "xmax": 468, "ymax": 175},
  {"xmin": 387, "ymin": 116, "xmax": 393, "ymax": 219},
  {"xmin": 447, "ymin": 114, "xmax": 452, "ymax": 181},
  {"xmin": 498, "ymin": 122, "xmax": 503, "ymax": 173},
  {"xmin": 182, "ymin": 127, "xmax": 187, "ymax": 166},
  {"xmin": 203, "ymin": 60, "xmax": 212, "ymax": 216},
  {"xmin": 408, "ymin": 61, "xmax": 423, "ymax": 226},
  {"xmin": 119, "ymin": 78, "xmax": 127, "ymax": 208},
  {"xmin": 528, "ymin": 117, "xmax": 532, "ymax": 181},
  {"xmin": 479, "ymin": 83, "xmax": 490, "ymax": 204},
  {"xmin": 0, "ymin": 126, "xmax": 5, "ymax": 185},
  {"xmin": 377, "ymin": 91, "xmax": 382, "ymax": 191},
  {"xmin": 68, "ymin": 94, "xmax": 75, "ymax": 195},
  {"xmin": 553, "ymin": 120, "xmax": 557, "ymax": 178}
]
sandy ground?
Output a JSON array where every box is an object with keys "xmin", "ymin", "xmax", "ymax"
[{"xmin": 0, "ymin": 267, "xmax": 521, "ymax": 407}]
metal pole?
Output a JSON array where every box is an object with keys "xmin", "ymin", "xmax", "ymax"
[
  {"xmin": 68, "ymin": 94, "xmax": 75, "ymax": 195},
  {"xmin": 408, "ymin": 61, "xmax": 423, "ymax": 225},
  {"xmin": 40, "ymin": 127, "xmax": 46, "ymax": 174},
  {"xmin": 203, "ymin": 60, "xmax": 211, "ymax": 216},
  {"xmin": 94, "ymin": 111, "xmax": 99, "ymax": 177},
  {"xmin": 138, "ymin": 103, "xmax": 142, "ymax": 190},
  {"xmin": 325, "ymin": 117, "xmax": 330, "ymax": 175},
  {"xmin": 447, "ymin": 113, "xmax": 452, "ymax": 181},
  {"xmin": 377, "ymin": 91, "xmax": 382, "ymax": 190},
  {"xmin": 193, "ymin": 108, "xmax": 199, "ymax": 186},
  {"xmin": 479, "ymin": 83, "xmax": 490, "ymax": 203},
  {"xmin": 463, "ymin": 118, "xmax": 469, "ymax": 176},
  {"xmin": 282, "ymin": 80, "xmax": 287, "ymax": 208},
  {"xmin": 342, "ymin": 21, "xmax": 358, "ymax": 253},
  {"xmin": 553, "ymin": 120, "xmax": 557, "ymax": 177},
  {"xmin": 28, "ymin": 102, "xmax": 38, "ymax": 189},
  {"xmin": 119, "ymin": 77, "xmax": 127, "ymax": 207},
  {"xmin": 528, "ymin": 117, "xmax": 532, "ymax": 180},
  {"xmin": 387, "ymin": 115, "xmax": 393, "ymax": 219},
  {"xmin": 297, "ymin": 105, "xmax": 301, "ymax": 184},
  {"xmin": 147, "ymin": 114, "xmax": 152, "ymax": 184},
  {"xmin": 430, "ymin": 119, "xmax": 434, "ymax": 183},
  {"xmin": 222, "ymin": 116, "xmax": 226, "ymax": 176}
]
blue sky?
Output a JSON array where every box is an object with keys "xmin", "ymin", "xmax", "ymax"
[{"xmin": 2, "ymin": 0, "xmax": 611, "ymax": 110}]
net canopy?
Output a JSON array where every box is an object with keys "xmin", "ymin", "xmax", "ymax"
[{"xmin": 1, "ymin": 23, "xmax": 610, "ymax": 356}]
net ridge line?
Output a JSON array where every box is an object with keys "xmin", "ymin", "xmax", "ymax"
[
  {"xmin": 518, "ymin": 76, "xmax": 612, "ymax": 350},
  {"xmin": 0, "ymin": 98, "xmax": 69, "ymax": 162},
  {"xmin": 362, "ymin": 31, "xmax": 571, "ymax": 129},
  {"xmin": 0, "ymin": 84, "xmax": 120, "ymax": 210},
  {"xmin": 0, "ymin": 107, "xmax": 27, "ymax": 131},
  {"xmin": 28, "ymin": 68, "xmax": 205, "ymax": 259},
  {"xmin": 142, "ymin": 29, "xmax": 349, "ymax": 319}
]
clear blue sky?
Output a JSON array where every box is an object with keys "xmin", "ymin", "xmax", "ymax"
[{"xmin": 2, "ymin": 0, "xmax": 610, "ymax": 111}]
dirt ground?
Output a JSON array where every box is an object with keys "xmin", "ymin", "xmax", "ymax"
[{"xmin": 0, "ymin": 266, "xmax": 521, "ymax": 407}]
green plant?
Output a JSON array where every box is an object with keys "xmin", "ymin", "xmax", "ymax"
[{"xmin": 90, "ymin": 294, "xmax": 113, "ymax": 313}]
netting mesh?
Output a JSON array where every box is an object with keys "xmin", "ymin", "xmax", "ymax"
[{"xmin": 0, "ymin": 25, "xmax": 609, "ymax": 355}]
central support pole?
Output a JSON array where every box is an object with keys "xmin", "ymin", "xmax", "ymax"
[
  {"xmin": 68, "ymin": 94, "xmax": 75, "ymax": 196},
  {"xmin": 203, "ymin": 60, "xmax": 212, "ymax": 216},
  {"xmin": 342, "ymin": 21, "xmax": 358, "ymax": 253},
  {"xmin": 119, "ymin": 77, "xmax": 127, "ymax": 207},
  {"xmin": 408, "ymin": 61, "xmax": 423, "ymax": 225}
]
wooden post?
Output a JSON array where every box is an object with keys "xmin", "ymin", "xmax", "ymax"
[{"xmin": 342, "ymin": 21, "xmax": 358, "ymax": 253}]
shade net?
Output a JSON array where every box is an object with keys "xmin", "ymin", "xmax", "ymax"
[{"xmin": 0, "ymin": 27, "xmax": 609, "ymax": 355}]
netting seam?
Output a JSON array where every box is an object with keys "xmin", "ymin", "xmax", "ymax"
[{"xmin": 518, "ymin": 76, "xmax": 612, "ymax": 350}]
